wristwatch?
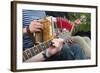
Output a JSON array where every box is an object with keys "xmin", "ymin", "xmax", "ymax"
[{"xmin": 42, "ymin": 50, "xmax": 50, "ymax": 59}]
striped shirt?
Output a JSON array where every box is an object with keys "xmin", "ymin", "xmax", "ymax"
[{"xmin": 23, "ymin": 10, "xmax": 46, "ymax": 50}]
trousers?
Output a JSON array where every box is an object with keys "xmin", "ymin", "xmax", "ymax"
[{"xmin": 46, "ymin": 43, "xmax": 86, "ymax": 61}]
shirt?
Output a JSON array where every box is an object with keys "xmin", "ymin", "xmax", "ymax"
[{"xmin": 23, "ymin": 10, "xmax": 46, "ymax": 50}]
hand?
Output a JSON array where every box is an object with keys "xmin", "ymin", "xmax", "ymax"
[
  {"xmin": 66, "ymin": 38, "xmax": 75, "ymax": 44},
  {"xmin": 29, "ymin": 20, "xmax": 43, "ymax": 33},
  {"xmin": 75, "ymin": 19, "xmax": 81, "ymax": 25},
  {"xmin": 47, "ymin": 38, "xmax": 64, "ymax": 56}
]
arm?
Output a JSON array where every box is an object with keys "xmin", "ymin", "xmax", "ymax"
[
  {"xmin": 25, "ymin": 38, "xmax": 64, "ymax": 62},
  {"xmin": 23, "ymin": 20, "xmax": 43, "ymax": 34},
  {"xmin": 23, "ymin": 27, "xmax": 27, "ymax": 34}
]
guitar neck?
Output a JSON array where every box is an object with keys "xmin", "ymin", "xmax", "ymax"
[
  {"xmin": 23, "ymin": 27, "xmax": 71, "ymax": 62},
  {"xmin": 23, "ymin": 39, "xmax": 52, "ymax": 62}
]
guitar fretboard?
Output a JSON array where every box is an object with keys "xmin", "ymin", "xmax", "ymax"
[
  {"xmin": 23, "ymin": 39, "xmax": 52, "ymax": 62},
  {"xmin": 23, "ymin": 29, "xmax": 71, "ymax": 62}
]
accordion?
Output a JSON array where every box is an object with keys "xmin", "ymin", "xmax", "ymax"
[
  {"xmin": 34, "ymin": 16, "xmax": 55, "ymax": 44},
  {"xmin": 34, "ymin": 16, "xmax": 73, "ymax": 44}
]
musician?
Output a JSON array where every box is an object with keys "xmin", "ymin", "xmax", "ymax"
[{"xmin": 23, "ymin": 10, "xmax": 86, "ymax": 62}]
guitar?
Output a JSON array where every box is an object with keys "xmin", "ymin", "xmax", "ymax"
[
  {"xmin": 23, "ymin": 29, "xmax": 71, "ymax": 62},
  {"xmin": 23, "ymin": 16, "xmax": 80, "ymax": 62}
]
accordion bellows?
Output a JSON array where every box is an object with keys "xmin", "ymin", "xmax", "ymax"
[{"xmin": 35, "ymin": 17, "xmax": 54, "ymax": 43}]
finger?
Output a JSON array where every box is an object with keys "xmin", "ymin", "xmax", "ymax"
[
  {"xmin": 35, "ymin": 22, "xmax": 43, "ymax": 27},
  {"xmin": 50, "ymin": 42, "xmax": 55, "ymax": 46},
  {"xmin": 52, "ymin": 43, "xmax": 56, "ymax": 47},
  {"xmin": 51, "ymin": 39, "xmax": 57, "ymax": 43},
  {"xmin": 48, "ymin": 47, "xmax": 58, "ymax": 55},
  {"xmin": 68, "ymin": 39, "xmax": 74, "ymax": 44},
  {"xmin": 35, "ymin": 25, "xmax": 43, "ymax": 29},
  {"xmin": 66, "ymin": 39, "xmax": 71, "ymax": 44},
  {"xmin": 52, "ymin": 38, "xmax": 64, "ymax": 44},
  {"xmin": 34, "ymin": 23, "xmax": 43, "ymax": 28},
  {"xmin": 51, "ymin": 40, "xmax": 57, "ymax": 47},
  {"xmin": 31, "ymin": 20, "xmax": 43, "ymax": 28},
  {"xmin": 34, "ymin": 28, "xmax": 41, "ymax": 32},
  {"xmin": 58, "ymin": 38, "xmax": 64, "ymax": 42},
  {"xmin": 69, "ymin": 39, "xmax": 75, "ymax": 43},
  {"xmin": 34, "ymin": 25, "xmax": 43, "ymax": 30},
  {"xmin": 52, "ymin": 41, "xmax": 60, "ymax": 48}
]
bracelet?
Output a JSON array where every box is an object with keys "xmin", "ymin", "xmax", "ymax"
[
  {"xmin": 26, "ymin": 26, "xmax": 36, "ymax": 44},
  {"xmin": 42, "ymin": 52, "xmax": 48, "ymax": 59},
  {"xmin": 26, "ymin": 26, "xmax": 32, "ymax": 34},
  {"xmin": 42, "ymin": 50, "xmax": 49, "ymax": 59}
]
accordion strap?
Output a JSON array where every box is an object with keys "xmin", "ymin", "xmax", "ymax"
[{"xmin": 26, "ymin": 26, "xmax": 36, "ymax": 45}]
